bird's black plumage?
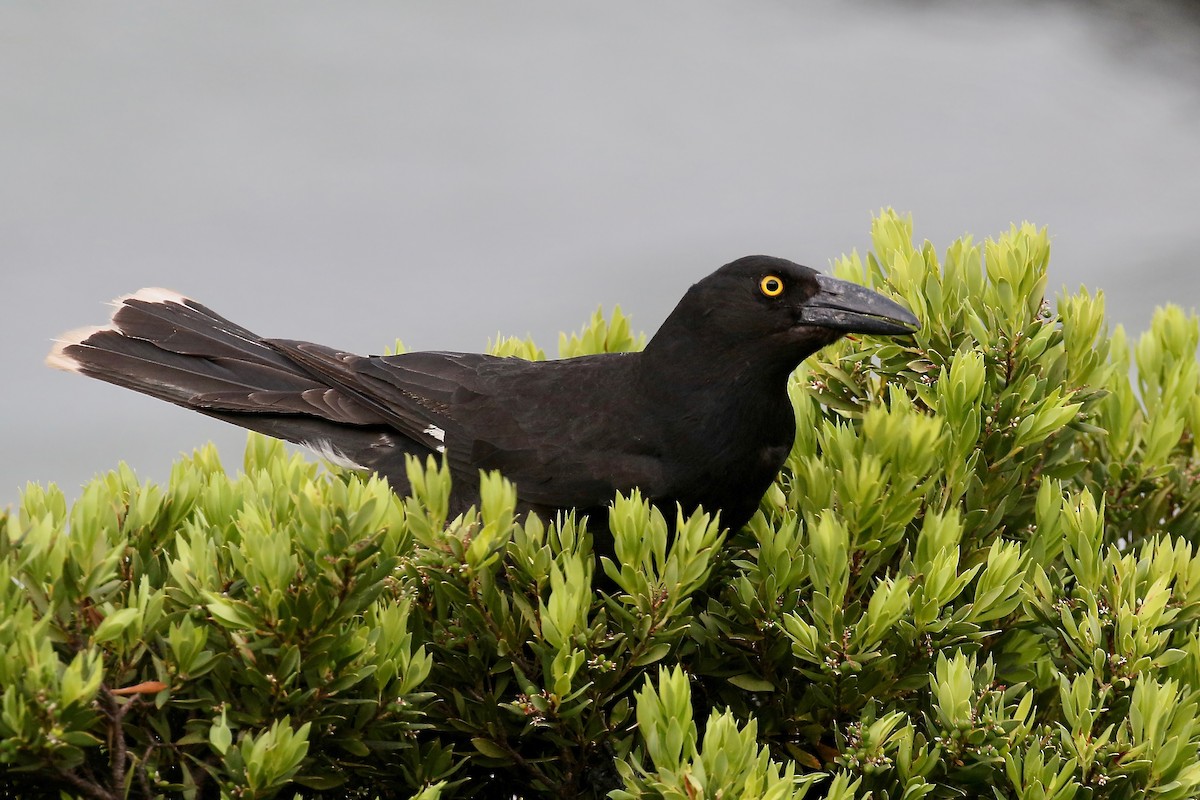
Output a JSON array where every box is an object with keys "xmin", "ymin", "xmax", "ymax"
[{"xmin": 47, "ymin": 256, "xmax": 918, "ymax": 535}]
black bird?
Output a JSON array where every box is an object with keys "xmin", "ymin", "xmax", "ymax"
[{"xmin": 47, "ymin": 256, "xmax": 918, "ymax": 534}]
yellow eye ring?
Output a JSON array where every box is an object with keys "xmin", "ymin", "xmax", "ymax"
[{"xmin": 760, "ymin": 275, "xmax": 784, "ymax": 297}]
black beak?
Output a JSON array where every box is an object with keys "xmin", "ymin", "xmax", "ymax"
[{"xmin": 797, "ymin": 274, "xmax": 921, "ymax": 335}]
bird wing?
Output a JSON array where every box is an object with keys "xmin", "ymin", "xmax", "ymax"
[
  {"xmin": 265, "ymin": 341, "xmax": 663, "ymax": 508},
  {"xmin": 432, "ymin": 354, "xmax": 666, "ymax": 509},
  {"xmin": 263, "ymin": 341, "xmax": 479, "ymax": 455}
]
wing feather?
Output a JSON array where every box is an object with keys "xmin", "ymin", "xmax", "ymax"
[{"xmin": 263, "ymin": 343, "xmax": 664, "ymax": 508}]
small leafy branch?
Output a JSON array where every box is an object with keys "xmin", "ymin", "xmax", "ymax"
[{"xmin": 3, "ymin": 211, "xmax": 1200, "ymax": 799}]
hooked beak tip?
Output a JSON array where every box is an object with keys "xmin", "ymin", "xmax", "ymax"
[{"xmin": 801, "ymin": 274, "xmax": 921, "ymax": 336}]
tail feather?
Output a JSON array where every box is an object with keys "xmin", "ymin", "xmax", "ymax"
[
  {"xmin": 48, "ymin": 289, "xmax": 324, "ymax": 405},
  {"xmin": 48, "ymin": 288, "xmax": 462, "ymax": 500},
  {"xmin": 106, "ymin": 288, "xmax": 293, "ymax": 364},
  {"xmin": 47, "ymin": 286, "xmax": 390, "ymax": 434}
]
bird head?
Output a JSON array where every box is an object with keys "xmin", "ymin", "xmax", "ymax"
[{"xmin": 648, "ymin": 255, "xmax": 920, "ymax": 374}]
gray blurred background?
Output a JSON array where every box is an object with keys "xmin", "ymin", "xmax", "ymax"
[{"xmin": 4, "ymin": 1, "xmax": 1199, "ymax": 504}]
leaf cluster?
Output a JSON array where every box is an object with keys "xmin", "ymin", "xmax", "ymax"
[{"xmin": 4, "ymin": 211, "xmax": 1200, "ymax": 799}]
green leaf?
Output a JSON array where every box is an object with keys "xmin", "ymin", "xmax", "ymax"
[
  {"xmin": 210, "ymin": 709, "xmax": 232, "ymax": 756},
  {"xmin": 726, "ymin": 674, "xmax": 776, "ymax": 692},
  {"xmin": 470, "ymin": 737, "xmax": 509, "ymax": 759},
  {"xmin": 633, "ymin": 642, "xmax": 672, "ymax": 667},
  {"xmin": 93, "ymin": 607, "xmax": 139, "ymax": 643}
]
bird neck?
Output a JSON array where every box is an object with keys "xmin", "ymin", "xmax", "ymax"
[
  {"xmin": 642, "ymin": 318, "xmax": 817, "ymax": 395},
  {"xmin": 641, "ymin": 342, "xmax": 801, "ymax": 405}
]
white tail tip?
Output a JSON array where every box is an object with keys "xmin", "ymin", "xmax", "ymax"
[
  {"xmin": 45, "ymin": 325, "xmax": 110, "ymax": 371},
  {"xmin": 110, "ymin": 287, "xmax": 191, "ymax": 308}
]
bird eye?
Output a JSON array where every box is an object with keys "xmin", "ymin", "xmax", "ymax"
[{"xmin": 760, "ymin": 275, "xmax": 784, "ymax": 297}]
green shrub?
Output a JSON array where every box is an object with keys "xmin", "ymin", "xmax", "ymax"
[{"xmin": 3, "ymin": 210, "xmax": 1200, "ymax": 799}]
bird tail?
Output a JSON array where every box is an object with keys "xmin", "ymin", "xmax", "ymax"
[
  {"xmin": 46, "ymin": 289, "xmax": 395, "ymax": 471},
  {"xmin": 47, "ymin": 288, "xmax": 326, "ymax": 406}
]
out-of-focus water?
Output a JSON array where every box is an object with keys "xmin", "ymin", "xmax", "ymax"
[{"xmin": 3, "ymin": 0, "xmax": 1199, "ymax": 502}]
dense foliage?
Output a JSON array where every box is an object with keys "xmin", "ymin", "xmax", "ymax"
[{"xmin": 3, "ymin": 211, "xmax": 1200, "ymax": 799}]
